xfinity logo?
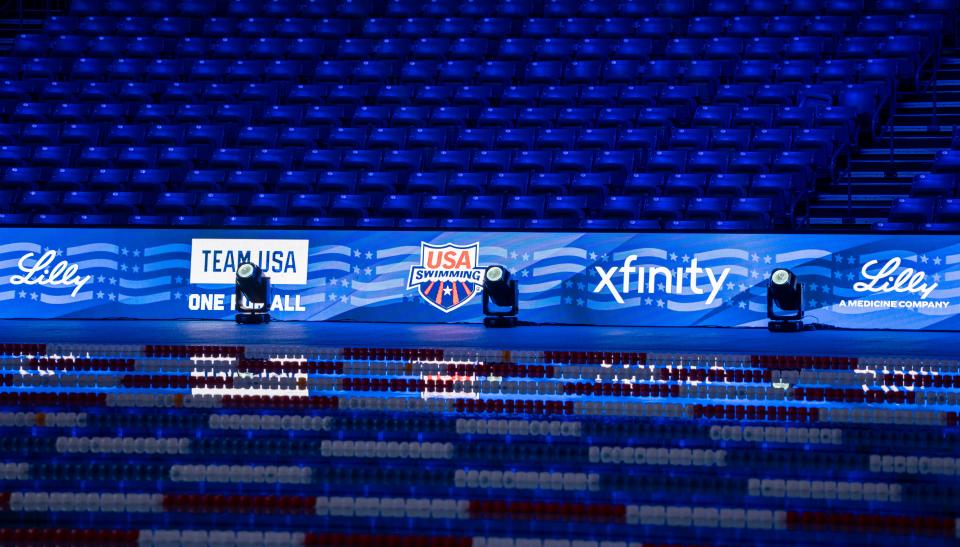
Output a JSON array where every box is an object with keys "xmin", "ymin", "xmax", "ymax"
[
  {"xmin": 594, "ymin": 256, "xmax": 730, "ymax": 305},
  {"xmin": 190, "ymin": 239, "xmax": 309, "ymax": 285}
]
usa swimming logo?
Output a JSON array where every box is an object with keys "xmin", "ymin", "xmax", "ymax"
[{"xmin": 406, "ymin": 242, "xmax": 485, "ymax": 313}]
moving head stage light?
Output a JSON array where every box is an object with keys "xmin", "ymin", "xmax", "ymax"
[
  {"xmin": 235, "ymin": 262, "xmax": 271, "ymax": 324},
  {"xmin": 482, "ymin": 265, "xmax": 519, "ymax": 328},
  {"xmin": 767, "ymin": 268, "xmax": 805, "ymax": 332}
]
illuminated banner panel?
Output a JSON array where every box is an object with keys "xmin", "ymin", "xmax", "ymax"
[{"xmin": 1, "ymin": 228, "xmax": 957, "ymax": 330}]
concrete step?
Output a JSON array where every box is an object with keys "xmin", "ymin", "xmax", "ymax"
[
  {"xmin": 848, "ymin": 158, "xmax": 935, "ymax": 171},
  {"xmin": 893, "ymin": 113, "xmax": 960, "ymax": 124}
]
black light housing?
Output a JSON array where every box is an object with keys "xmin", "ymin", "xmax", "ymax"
[
  {"xmin": 482, "ymin": 265, "xmax": 519, "ymax": 328},
  {"xmin": 767, "ymin": 268, "xmax": 803, "ymax": 332},
  {"xmin": 235, "ymin": 262, "xmax": 271, "ymax": 324}
]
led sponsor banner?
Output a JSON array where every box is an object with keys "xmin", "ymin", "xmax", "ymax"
[{"xmin": 1, "ymin": 227, "xmax": 958, "ymax": 330}]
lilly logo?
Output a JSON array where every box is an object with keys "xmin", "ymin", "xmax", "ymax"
[
  {"xmin": 853, "ymin": 257, "xmax": 937, "ymax": 300},
  {"xmin": 10, "ymin": 250, "xmax": 91, "ymax": 298}
]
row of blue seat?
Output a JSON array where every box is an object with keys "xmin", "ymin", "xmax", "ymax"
[
  {"xmin": 14, "ymin": 29, "xmax": 938, "ymax": 61},
  {"xmin": 0, "ymin": 78, "xmax": 902, "ymax": 112},
  {"xmin": 0, "ymin": 147, "xmax": 831, "ymax": 179},
  {"xmin": 1, "ymin": 168, "xmax": 804, "ymax": 199},
  {"xmin": 0, "ymin": 213, "xmax": 775, "ymax": 230},
  {"xmin": 1, "ymin": 103, "xmax": 866, "ymax": 137},
  {"xmin": 0, "ymin": 122, "xmax": 843, "ymax": 148},
  {"xmin": 888, "ymin": 196, "xmax": 960, "ymax": 224},
  {"xmin": 0, "ymin": 53, "xmax": 920, "ymax": 84},
  {"xmin": 8, "ymin": 190, "xmax": 783, "ymax": 221},
  {"xmin": 66, "ymin": 0, "xmax": 958, "ymax": 18}
]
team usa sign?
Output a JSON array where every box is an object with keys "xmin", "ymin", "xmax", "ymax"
[{"xmin": 1, "ymin": 227, "xmax": 959, "ymax": 331}]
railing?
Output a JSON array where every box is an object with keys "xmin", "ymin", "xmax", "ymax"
[{"xmin": 0, "ymin": 0, "xmax": 67, "ymax": 30}]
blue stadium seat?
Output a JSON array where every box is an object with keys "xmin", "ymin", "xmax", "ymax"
[
  {"xmin": 247, "ymin": 193, "xmax": 288, "ymax": 216},
  {"xmin": 460, "ymin": 195, "xmax": 501, "ymax": 218},
  {"xmin": 729, "ymin": 196, "xmax": 774, "ymax": 227},
  {"xmin": 503, "ymin": 195, "xmax": 544, "ymax": 218},
  {"xmin": 275, "ymin": 171, "xmax": 316, "ymax": 193},
  {"xmin": 706, "ymin": 173, "xmax": 750, "ymax": 198},
  {"xmin": 419, "ymin": 194, "xmax": 462, "ymax": 217},
  {"xmin": 90, "ymin": 168, "xmax": 130, "ymax": 191},
  {"xmin": 100, "ymin": 191, "xmax": 142, "ymax": 213},
  {"xmin": 687, "ymin": 196, "xmax": 730, "ymax": 220},
  {"xmin": 645, "ymin": 150, "xmax": 687, "ymax": 173},
  {"xmin": 128, "ymin": 169, "xmax": 170, "ymax": 192},
  {"xmin": 72, "ymin": 213, "xmax": 113, "ymax": 225},
  {"xmin": 289, "ymin": 194, "xmax": 328, "ymax": 216},
  {"xmin": 686, "ymin": 150, "xmax": 730, "ymax": 174},
  {"xmin": 664, "ymin": 173, "xmax": 709, "ymax": 196},
  {"xmin": 729, "ymin": 151, "xmax": 773, "ymax": 174},
  {"xmin": 641, "ymin": 196, "xmax": 686, "ymax": 221},
  {"xmin": 911, "ymin": 174, "xmax": 957, "ymax": 197},
  {"xmin": 31, "ymin": 146, "xmax": 74, "ymax": 167},
  {"xmin": 623, "ymin": 173, "xmax": 665, "ymax": 196},
  {"xmin": 888, "ymin": 197, "xmax": 936, "ymax": 223},
  {"xmin": 526, "ymin": 173, "xmax": 567, "ymax": 194}
]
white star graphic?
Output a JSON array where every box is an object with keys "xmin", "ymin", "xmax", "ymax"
[
  {"xmin": 847, "ymin": 256, "xmax": 855, "ymax": 265},
  {"xmin": 120, "ymin": 247, "xmax": 128, "ymax": 256},
  {"xmin": 18, "ymin": 290, "xmax": 26, "ymax": 298},
  {"xmin": 589, "ymin": 252, "xmax": 598, "ymax": 261},
  {"xmin": 96, "ymin": 291, "xmax": 104, "ymax": 299},
  {"xmin": 340, "ymin": 278, "xmax": 350, "ymax": 287},
  {"xmin": 173, "ymin": 292, "xmax": 181, "ymax": 299},
  {"xmin": 364, "ymin": 267, "xmax": 372, "ymax": 276},
  {"xmin": 132, "ymin": 265, "xmax": 140, "ymax": 273},
  {"xmin": 681, "ymin": 254, "xmax": 689, "ymax": 263},
  {"xmin": 763, "ymin": 255, "xmax": 771, "ymax": 264},
  {"xmin": 442, "ymin": 286, "xmax": 452, "ymax": 296},
  {"xmin": 365, "ymin": 251, "xmax": 373, "ymax": 259},
  {"xmin": 656, "ymin": 299, "xmax": 665, "ymax": 308},
  {"xmin": 921, "ymin": 254, "xmax": 929, "ymax": 264},
  {"xmin": 522, "ymin": 253, "xmax": 530, "ymax": 261},
  {"xmin": 353, "ymin": 250, "xmax": 361, "ymax": 258},
  {"xmin": 933, "ymin": 273, "xmax": 941, "ymax": 283},
  {"xmin": 738, "ymin": 283, "xmax": 746, "ymax": 291},
  {"xmin": 120, "ymin": 264, "xmax": 128, "ymax": 272},
  {"xmin": 738, "ymin": 301, "xmax": 746, "ymax": 309},
  {"xmin": 576, "ymin": 298, "xmax": 585, "ymax": 306},
  {"xmin": 132, "ymin": 249, "xmax": 140, "ymax": 257},
  {"xmin": 353, "ymin": 266, "xmax": 360, "ymax": 274},
  {"xmin": 934, "ymin": 256, "xmax": 942, "ymax": 265},
  {"xmin": 644, "ymin": 297, "xmax": 653, "ymax": 305},
  {"xmin": 175, "ymin": 276, "xmax": 182, "ymax": 284},
  {"xmin": 564, "ymin": 296, "xmax": 573, "ymax": 304},
  {"xmin": 510, "ymin": 251, "xmax": 518, "ymax": 259},
  {"xmin": 340, "ymin": 295, "xmax": 349, "ymax": 303},
  {"xmin": 109, "ymin": 277, "xmax": 116, "ymax": 285},
  {"xmin": 751, "ymin": 253, "xmax": 759, "ymax": 262},
  {"xmin": 726, "ymin": 282, "xmax": 734, "ymax": 290},
  {"xmin": 97, "ymin": 275, "xmax": 105, "ymax": 283},
  {"xmin": 30, "ymin": 292, "xmax": 38, "ymax": 300},
  {"xmin": 108, "ymin": 293, "xmax": 116, "ymax": 301},
  {"xmin": 670, "ymin": 252, "xmax": 678, "ymax": 261}
]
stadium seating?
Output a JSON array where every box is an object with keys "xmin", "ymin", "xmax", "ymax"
[{"xmin": 0, "ymin": 1, "xmax": 953, "ymax": 229}]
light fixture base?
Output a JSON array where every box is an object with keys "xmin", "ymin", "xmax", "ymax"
[
  {"xmin": 236, "ymin": 312, "xmax": 271, "ymax": 325},
  {"xmin": 483, "ymin": 316, "xmax": 518, "ymax": 328},
  {"xmin": 767, "ymin": 320, "xmax": 805, "ymax": 333}
]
